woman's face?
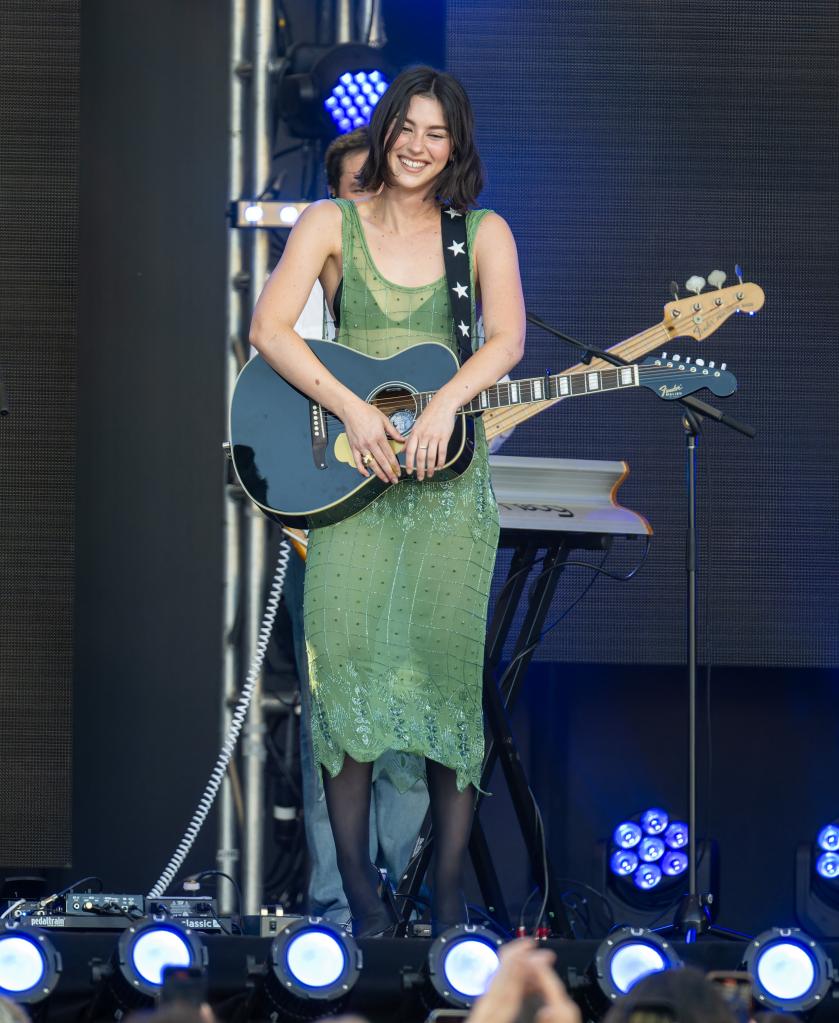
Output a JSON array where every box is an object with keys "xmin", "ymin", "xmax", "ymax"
[{"xmin": 387, "ymin": 93, "xmax": 452, "ymax": 194}]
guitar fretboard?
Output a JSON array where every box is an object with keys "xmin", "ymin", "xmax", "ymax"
[{"xmin": 414, "ymin": 364, "xmax": 639, "ymax": 414}]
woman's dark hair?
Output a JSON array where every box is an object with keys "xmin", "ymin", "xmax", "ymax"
[{"xmin": 356, "ymin": 65, "xmax": 483, "ymax": 210}]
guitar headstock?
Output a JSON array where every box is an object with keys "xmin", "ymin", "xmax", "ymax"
[{"xmin": 663, "ymin": 276, "xmax": 765, "ymax": 342}]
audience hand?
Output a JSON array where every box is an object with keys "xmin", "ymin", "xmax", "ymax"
[{"xmin": 466, "ymin": 939, "xmax": 581, "ymax": 1023}]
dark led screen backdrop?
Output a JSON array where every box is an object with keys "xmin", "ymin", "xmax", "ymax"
[
  {"xmin": 448, "ymin": 1, "xmax": 838, "ymax": 666},
  {"xmin": 0, "ymin": 0, "xmax": 78, "ymax": 865}
]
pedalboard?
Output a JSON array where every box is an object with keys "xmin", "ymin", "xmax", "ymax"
[{"xmin": 3, "ymin": 892, "xmax": 233, "ymax": 932}]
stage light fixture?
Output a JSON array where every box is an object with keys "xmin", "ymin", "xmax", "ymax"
[
  {"xmin": 602, "ymin": 806, "xmax": 718, "ymax": 927},
  {"xmin": 231, "ymin": 200, "xmax": 309, "ymax": 229},
  {"xmin": 90, "ymin": 916, "xmax": 206, "ymax": 1013},
  {"xmin": 794, "ymin": 818, "xmax": 839, "ymax": 937},
  {"xmin": 278, "ymin": 43, "xmax": 394, "ymax": 139},
  {"xmin": 742, "ymin": 928, "xmax": 833, "ymax": 1015},
  {"xmin": 0, "ymin": 923, "xmax": 62, "ymax": 1006},
  {"xmin": 248, "ymin": 917, "xmax": 361, "ymax": 1020},
  {"xmin": 591, "ymin": 927, "xmax": 681, "ymax": 1006},
  {"xmin": 426, "ymin": 924, "xmax": 503, "ymax": 1010}
]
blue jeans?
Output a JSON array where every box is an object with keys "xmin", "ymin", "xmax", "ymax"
[{"xmin": 285, "ymin": 552, "xmax": 429, "ymax": 923}]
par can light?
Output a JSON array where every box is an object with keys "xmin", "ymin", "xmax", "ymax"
[
  {"xmin": 0, "ymin": 923, "xmax": 62, "ymax": 1005},
  {"xmin": 253, "ymin": 917, "xmax": 360, "ymax": 1019},
  {"xmin": 427, "ymin": 924, "xmax": 503, "ymax": 1009},
  {"xmin": 817, "ymin": 825, "xmax": 839, "ymax": 852},
  {"xmin": 743, "ymin": 928, "xmax": 833, "ymax": 1015},
  {"xmin": 592, "ymin": 927, "xmax": 681, "ymax": 1005},
  {"xmin": 92, "ymin": 916, "xmax": 206, "ymax": 1012}
]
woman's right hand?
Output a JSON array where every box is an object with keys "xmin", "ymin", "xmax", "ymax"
[{"xmin": 340, "ymin": 395, "xmax": 404, "ymax": 484}]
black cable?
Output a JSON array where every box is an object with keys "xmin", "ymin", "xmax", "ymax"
[
  {"xmin": 35, "ymin": 875, "xmax": 104, "ymax": 912},
  {"xmin": 493, "ymin": 543, "xmax": 644, "ymax": 697},
  {"xmin": 539, "ymin": 550, "xmax": 611, "ymax": 639},
  {"xmin": 183, "ymin": 870, "xmax": 244, "ymax": 922}
]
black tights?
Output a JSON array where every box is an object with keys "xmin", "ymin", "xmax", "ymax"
[{"xmin": 321, "ymin": 754, "xmax": 476, "ymax": 926}]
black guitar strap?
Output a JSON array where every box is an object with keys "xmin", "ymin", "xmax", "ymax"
[{"xmin": 441, "ymin": 206, "xmax": 473, "ymax": 366}]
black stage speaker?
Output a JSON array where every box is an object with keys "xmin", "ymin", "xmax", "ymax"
[{"xmin": 0, "ymin": 1, "xmax": 78, "ymax": 866}]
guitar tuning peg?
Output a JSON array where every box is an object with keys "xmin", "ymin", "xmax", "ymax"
[
  {"xmin": 672, "ymin": 353, "xmax": 681, "ymax": 362},
  {"xmin": 685, "ymin": 275, "xmax": 706, "ymax": 295},
  {"xmin": 708, "ymin": 361, "xmax": 715, "ymax": 368},
  {"xmin": 735, "ymin": 263, "xmax": 744, "ymax": 284},
  {"xmin": 685, "ymin": 356, "xmax": 691, "ymax": 363},
  {"xmin": 720, "ymin": 362, "xmax": 727, "ymax": 371},
  {"xmin": 661, "ymin": 351, "xmax": 668, "ymax": 358},
  {"xmin": 707, "ymin": 270, "xmax": 727, "ymax": 289},
  {"xmin": 669, "ymin": 281, "xmax": 679, "ymax": 301}
]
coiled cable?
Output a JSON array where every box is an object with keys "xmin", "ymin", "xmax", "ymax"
[{"xmin": 147, "ymin": 540, "xmax": 291, "ymax": 898}]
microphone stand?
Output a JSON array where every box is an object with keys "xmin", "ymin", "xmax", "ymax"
[{"xmin": 527, "ymin": 310, "xmax": 755, "ymax": 940}]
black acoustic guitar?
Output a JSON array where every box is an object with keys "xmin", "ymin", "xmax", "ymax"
[{"xmin": 229, "ymin": 340, "xmax": 737, "ymax": 529}]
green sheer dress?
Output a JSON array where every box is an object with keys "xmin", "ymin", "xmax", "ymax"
[{"xmin": 303, "ymin": 198, "xmax": 500, "ymax": 793}]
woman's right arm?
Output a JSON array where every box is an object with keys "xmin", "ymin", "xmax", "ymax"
[{"xmin": 248, "ymin": 200, "xmax": 401, "ymax": 483}]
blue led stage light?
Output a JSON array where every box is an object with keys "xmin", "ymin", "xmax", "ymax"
[
  {"xmin": 640, "ymin": 808, "xmax": 669, "ymax": 836},
  {"xmin": 742, "ymin": 928, "xmax": 833, "ymax": 1015},
  {"xmin": 794, "ymin": 818, "xmax": 839, "ymax": 938},
  {"xmin": 91, "ymin": 917, "xmax": 206, "ymax": 1013},
  {"xmin": 130, "ymin": 926, "xmax": 192, "ymax": 987},
  {"xmin": 279, "ymin": 43, "xmax": 394, "ymax": 139},
  {"xmin": 638, "ymin": 837, "xmax": 665, "ymax": 863},
  {"xmin": 603, "ymin": 806, "xmax": 717, "ymax": 927},
  {"xmin": 661, "ymin": 851, "xmax": 689, "ymax": 877},
  {"xmin": 633, "ymin": 863, "xmax": 662, "ymax": 891},
  {"xmin": 323, "ymin": 67, "xmax": 388, "ymax": 133},
  {"xmin": 591, "ymin": 927, "xmax": 681, "ymax": 1005},
  {"xmin": 664, "ymin": 821, "xmax": 688, "ymax": 849},
  {"xmin": 818, "ymin": 824, "xmax": 839, "ymax": 853},
  {"xmin": 0, "ymin": 924, "xmax": 61, "ymax": 1005},
  {"xmin": 613, "ymin": 822, "xmax": 642, "ymax": 849},
  {"xmin": 426, "ymin": 924, "xmax": 503, "ymax": 1010},
  {"xmin": 816, "ymin": 852, "xmax": 839, "ymax": 880},
  {"xmin": 608, "ymin": 808, "xmax": 688, "ymax": 887},
  {"xmin": 252, "ymin": 918, "xmax": 360, "ymax": 1019},
  {"xmin": 611, "ymin": 850, "xmax": 639, "ymax": 877}
]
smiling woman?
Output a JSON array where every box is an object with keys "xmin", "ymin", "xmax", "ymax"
[
  {"xmin": 248, "ymin": 65, "xmax": 525, "ymax": 938},
  {"xmin": 355, "ymin": 66, "xmax": 483, "ymax": 211}
]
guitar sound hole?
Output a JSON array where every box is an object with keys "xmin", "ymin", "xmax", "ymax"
[{"xmin": 374, "ymin": 386, "xmax": 417, "ymax": 436}]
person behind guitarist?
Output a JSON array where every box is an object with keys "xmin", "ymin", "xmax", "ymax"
[{"xmin": 252, "ymin": 66, "xmax": 525, "ymax": 937}]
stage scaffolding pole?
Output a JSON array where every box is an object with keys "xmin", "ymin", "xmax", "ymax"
[
  {"xmin": 240, "ymin": 0, "xmax": 275, "ymax": 918},
  {"xmin": 217, "ymin": 0, "xmax": 249, "ymax": 919}
]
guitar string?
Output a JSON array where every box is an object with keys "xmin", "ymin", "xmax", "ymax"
[
  {"xmin": 318, "ymin": 360, "xmax": 728, "ymax": 424},
  {"xmin": 483, "ymin": 298, "xmax": 745, "ymax": 435},
  {"xmin": 314, "ymin": 299, "xmax": 743, "ymax": 424},
  {"xmin": 331, "ymin": 321, "xmax": 674, "ymax": 418},
  {"xmin": 481, "ymin": 322, "xmax": 672, "ymax": 434}
]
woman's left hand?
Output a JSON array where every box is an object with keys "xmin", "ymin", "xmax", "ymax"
[{"xmin": 405, "ymin": 395, "xmax": 458, "ymax": 481}]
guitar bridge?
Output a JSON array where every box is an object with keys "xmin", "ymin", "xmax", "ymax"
[{"xmin": 310, "ymin": 401, "xmax": 328, "ymax": 469}]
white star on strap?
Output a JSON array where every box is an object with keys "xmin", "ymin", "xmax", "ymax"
[
  {"xmin": 444, "ymin": 208, "xmax": 463, "ymax": 219},
  {"xmin": 452, "ymin": 282, "xmax": 468, "ymax": 299},
  {"xmin": 458, "ymin": 320, "xmax": 470, "ymax": 337},
  {"xmin": 447, "ymin": 240, "xmax": 466, "ymax": 256}
]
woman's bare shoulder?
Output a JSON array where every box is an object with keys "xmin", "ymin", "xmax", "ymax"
[
  {"xmin": 296, "ymin": 198, "xmax": 342, "ymax": 230},
  {"xmin": 473, "ymin": 210, "xmax": 514, "ymax": 244}
]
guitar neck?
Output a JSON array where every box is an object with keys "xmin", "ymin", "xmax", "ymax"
[
  {"xmin": 480, "ymin": 322, "xmax": 670, "ymax": 438},
  {"xmin": 414, "ymin": 363, "xmax": 640, "ymax": 416}
]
